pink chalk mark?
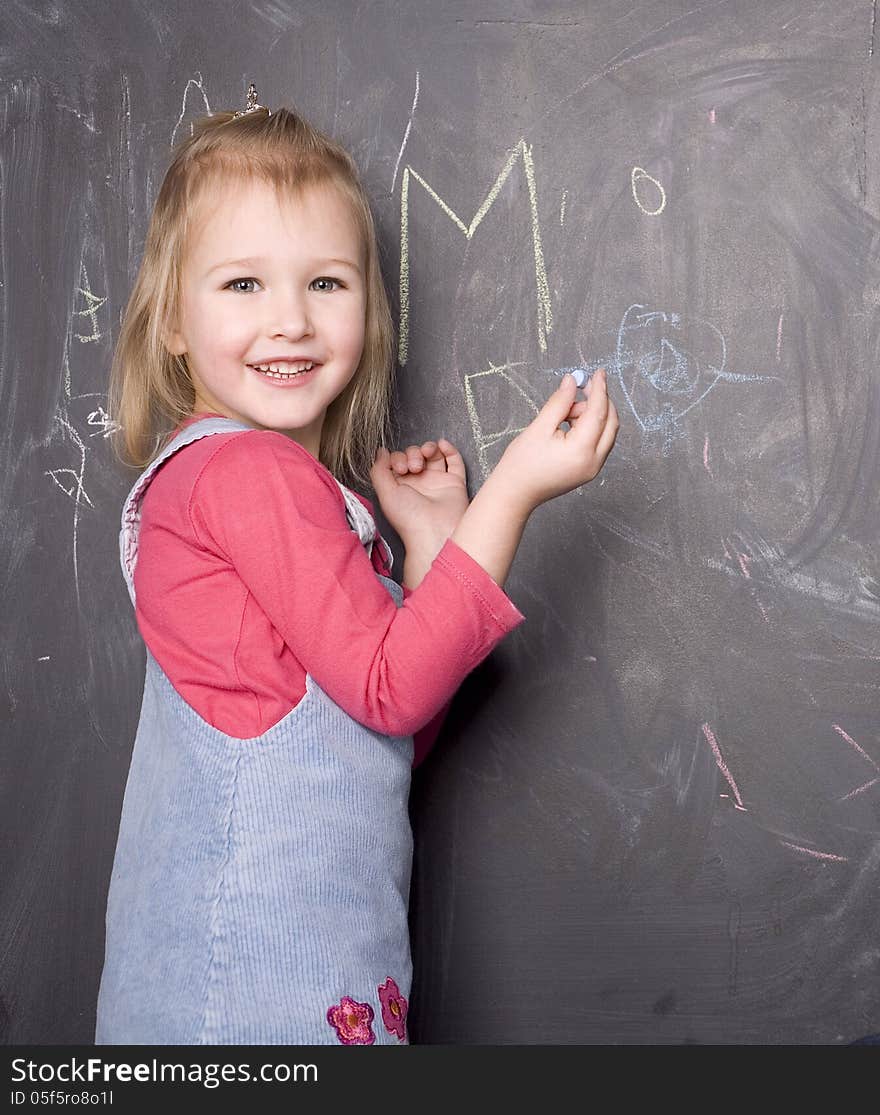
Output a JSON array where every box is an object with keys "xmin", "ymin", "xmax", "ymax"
[
  {"xmin": 702, "ymin": 723, "xmax": 747, "ymax": 810},
  {"xmin": 703, "ymin": 434, "xmax": 713, "ymax": 476},
  {"xmin": 780, "ymin": 841, "xmax": 847, "ymax": 863},
  {"xmin": 709, "ymin": 107, "xmax": 716, "ymax": 123},
  {"xmin": 839, "ymin": 776, "xmax": 879, "ymax": 803},
  {"xmin": 832, "ymin": 723, "xmax": 878, "ymax": 770},
  {"xmin": 736, "ymin": 552, "xmax": 752, "ymax": 578},
  {"xmin": 776, "ymin": 313, "xmax": 783, "ymax": 362}
]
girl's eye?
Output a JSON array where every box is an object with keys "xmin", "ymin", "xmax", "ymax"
[
  {"xmin": 225, "ymin": 278, "xmax": 259, "ymax": 293},
  {"xmin": 223, "ymin": 277, "xmax": 344, "ymax": 293}
]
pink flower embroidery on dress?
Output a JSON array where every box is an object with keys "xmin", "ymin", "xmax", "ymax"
[
  {"xmin": 326, "ymin": 996, "xmax": 375, "ymax": 1045},
  {"xmin": 378, "ymin": 977, "xmax": 408, "ymax": 1040}
]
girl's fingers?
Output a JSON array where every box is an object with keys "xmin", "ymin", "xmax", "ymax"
[
  {"xmin": 437, "ymin": 438, "xmax": 466, "ymax": 479},
  {"xmin": 590, "ymin": 368, "xmax": 609, "ymax": 414},
  {"xmin": 419, "ymin": 439, "xmax": 446, "ymax": 470},
  {"xmin": 389, "ymin": 450, "xmax": 410, "ymax": 474},
  {"xmin": 385, "ymin": 439, "xmax": 465, "ymax": 478},
  {"xmin": 392, "ymin": 445, "xmax": 434, "ymax": 473},
  {"xmin": 595, "ymin": 399, "xmax": 620, "ymax": 460},
  {"xmin": 562, "ymin": 370, "xmax": 611, "ymax": 448},
  {"xmin": 370, "ymin": 448, "xmax": 397, "ymax": 498},
  {"xmin": 572, "ymin": 368, "xmax": 609, "ymax": 442},
  {"xmin": 406, "ymin": 442, "xmax": 445, "ymax": 471}
]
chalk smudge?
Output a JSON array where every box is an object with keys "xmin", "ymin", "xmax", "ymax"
[{"xmin": 702, "ymin": 723, "xmax": 747, "ymax": 811}]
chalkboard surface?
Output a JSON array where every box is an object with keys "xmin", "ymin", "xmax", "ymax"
[{"xmin": 2, "ymin": 0, "xmax": 879, "ymax": 1044}]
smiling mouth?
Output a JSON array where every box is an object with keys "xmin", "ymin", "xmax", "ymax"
[{"xmin": 249, "ymin": 362, "xmax": 317, "ymax": 380}]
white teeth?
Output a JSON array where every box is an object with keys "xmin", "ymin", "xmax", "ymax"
[{"xmin": 252, "ymin": 360, "xmax": 315, "ymax": 378}]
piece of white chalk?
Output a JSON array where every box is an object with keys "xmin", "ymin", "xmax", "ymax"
[{"xmin": 571, "ymin": 368, "xmax": 586, "ymax": 388}]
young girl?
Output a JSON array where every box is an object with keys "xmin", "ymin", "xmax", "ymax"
[{"xmin": 95, "ymin": 85, "xmax": 619, "ymax": 1046}]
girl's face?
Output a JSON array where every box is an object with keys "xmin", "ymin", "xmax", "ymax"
[{"xmin": 165, "ymin": 178, "xmax": 367, "ymax": 458}]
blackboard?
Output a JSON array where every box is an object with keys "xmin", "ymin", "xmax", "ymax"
[{"xmin": 2, "ymin": 0, "xmax": 879, "ymax": 1045}]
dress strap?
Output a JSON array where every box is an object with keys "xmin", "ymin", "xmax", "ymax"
[{"xmin": 333, "ymin": 481, "xmax": 394, "ymax": 572}]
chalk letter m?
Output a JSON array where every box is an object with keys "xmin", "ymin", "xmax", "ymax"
[{"xmin": 398, "ymin": 139, "xmax": 553, "ymax": 364}]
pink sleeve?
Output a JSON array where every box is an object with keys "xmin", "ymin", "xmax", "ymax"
[
  {"xmin": 401, "ymin": 578, "xmax": 452, "ymax": 766},
  {"xmin": 188, "ymin": 431, "xmax": 526, "ymax": 738}
]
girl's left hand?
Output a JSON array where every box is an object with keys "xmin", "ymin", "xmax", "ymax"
[{"xmin": 370, "ymin": 438, "xmax": 470, "ymax": 547}]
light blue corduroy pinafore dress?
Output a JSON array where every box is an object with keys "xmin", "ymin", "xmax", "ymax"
[{"xmin": 95, "ymin": 416, "xmax": 414, "ymax": 1045}]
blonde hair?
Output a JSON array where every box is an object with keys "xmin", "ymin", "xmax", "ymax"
[{"xmin": 107, "ymin": 104, "xmax": 395, "ymax": 489}]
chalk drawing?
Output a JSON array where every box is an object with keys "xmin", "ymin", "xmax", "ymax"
[
  {"xmin": 832, "ymin": 722, "xmax": 879, "ymax": 770},
  {"xmin": 61, "ymin": 222, "xmax": 106, "ymax": 399},
  {"xmin": 832, "ymin": 723, "xmax": 879, "ymax": 802},
  {"xmin": 73, "ymin": 261, "xmax": 106, "ymax": 345},
  {"xmin": 170, "ymin": 73, "xmax": 211, "ymax": 147},
  {"xmin": 45, "ymin": 415, "xmax": 94, "ymax": 610},
  {"xmin": 611, "ymin": 304, "xmax": 780, "ymax": 449},
  {"xmin": 86, "ymin": 405, "xmax": 119, "ymax": 438},
  {"xmin": 703, "ymin": 715, "xmax": 865, "ymax": 864},
  {"xmin": 779, "ymin": 842, "xmax": 847, "ymax": 863},
  {"xmin": 47, "ymin": 230, "xmax": 117, "ymax": 611},
  {"xmin": 709, "ymin": 735, "xmax": 856, "ymax": 865},
  {"xmin": 631, "ymin": 166, "xmax": 666, "ymax": 216},
  {"xmin": 702, "ymin": 722, "xmax": 748, "ymax": 811},
  {"xmin": 840, "ymin": 777, "xmax": 880, "ymax": 802},
  {"xmin": 463, "ymin": 357, "xmax": 627, "ymax": 480},
  {"xmin": 398, "ymin": 138, "xmax": 553, "ymax": 364},
  {"xmin": 560, "ymin": 189, "xmax": 568, "ymax": 227},
  {"xmin": 463, "ymin": 361, "xmax": 538, "ymax": 479},
  {"xmin": 459, "ymin": 299, "xmax": 776, "ymax": 478},
  {"xmin": 391, "ymin": 71, "xmax": 419, "ymax": 194}
]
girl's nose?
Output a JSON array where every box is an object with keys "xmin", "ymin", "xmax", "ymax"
[{"xmin": 269, "ymin": 291, "xmax": 314, "ymax": 339}]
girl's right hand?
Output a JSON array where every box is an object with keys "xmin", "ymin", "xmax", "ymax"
[{"xmin": 496, "ymin": 368, "xmax": 619, "ymax": 512}]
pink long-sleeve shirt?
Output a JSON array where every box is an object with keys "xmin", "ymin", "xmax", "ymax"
[{"xmin": 133, "ymin": 413, "xmax": 526, "ymax": 767}]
